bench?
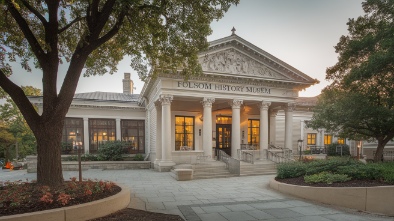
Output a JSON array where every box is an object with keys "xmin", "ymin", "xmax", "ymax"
[{"xmin": 171, "ymin": 169, "xmax": 193, "ymax": 181}]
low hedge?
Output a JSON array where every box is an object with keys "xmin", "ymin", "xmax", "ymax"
[{"xmin": 277, "ymin": 158, "xmax": 394, "ymax": 184}]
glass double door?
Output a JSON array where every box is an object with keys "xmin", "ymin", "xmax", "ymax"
[{"xmin": 216, "ymin": 124, "xmax": 232, "ymax": 157}]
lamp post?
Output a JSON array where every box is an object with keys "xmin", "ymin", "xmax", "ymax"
[{"xmin": 297, "ymin": 139, "xmax": 303, "ymax": 161}]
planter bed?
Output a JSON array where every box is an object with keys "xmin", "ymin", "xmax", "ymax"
[
  {"xmin": 0, "ymin": 184, "xmax": 130, "ymax": 221},
  {"xmin": 269, "ymin": 178, "xmax": 394, "ymax": 216}
]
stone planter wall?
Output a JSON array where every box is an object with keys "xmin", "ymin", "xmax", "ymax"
[
  {"xmin": 0, "ymin": 184, "xmax": 130, "ymax": 221},
  {"xmin": 26, "ymin": 156, "xmax": 150, "ymax": 173},
  {"xmin": 269, "ymin": 179, "xmax": 394, "ymax": 216}
]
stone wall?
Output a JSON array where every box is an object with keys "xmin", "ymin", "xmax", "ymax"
[{"xmin": 26, "ymin": 156, "xmax": 150, "ymax": 173}]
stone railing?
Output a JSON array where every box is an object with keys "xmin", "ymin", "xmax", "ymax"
[{"xmin": 217, "ymin": 150, "xmax": 240, "ymax": 175}]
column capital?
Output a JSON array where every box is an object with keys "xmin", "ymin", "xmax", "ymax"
[
  {"xmin": 230, "ymin": 99, "xmax": 243, "ymax": 108},
  {"xmin": 159, "ymin": 94, "xmax": 173, "ymax": 105},
  {"xmin": 285, "ymin": 103, "xmax": 296, "ymax": 112},
  {"xmin": 258, "ymin": 102, "xmax": 271, "ymax": 111},
  {"xmin": 201, "ymin": 98, "xmax": 215, "ymax": 108},
  {"xmin": 270, "ymin": 109, "xmax": 279, "ymax": 117}
]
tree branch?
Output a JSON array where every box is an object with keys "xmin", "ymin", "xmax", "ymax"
[
  {"xmin": 58, "ymin": 16, "xmax": 85, "ymax": 34},
  {"xmin": 92, "ymin": 11, "xmax": 126, "ymax": 49},
  {"xmin": 0, "ymin": 70, "xmax": 40, "ymax": 132},
  {"xmin": 20, "ymin": 0, "xmax": 47, "ymax": 25},
  {"xmin": 90, "ymin": 0, "xmax": 117, "ymax": 39},
  {"xmin": 6, "ymin": 0, "xmax": 46, "ymax": 63}
]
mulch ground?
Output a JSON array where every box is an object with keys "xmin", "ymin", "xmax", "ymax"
[
  {"xmin": 90, "ymin": 208, "xmax": 184, "ymax": 221},
  {"xmin": 276, "ymin": 176, "xmax": 394, "ymax": 187}
]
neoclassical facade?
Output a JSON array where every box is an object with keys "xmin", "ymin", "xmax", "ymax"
[
  {"xmin": 140, "ymin": 33, "xmax": 318, "ymax": 171},
  {"xmin": 35, "ymin": 33, "xmax": 383, "ymax": 170}
]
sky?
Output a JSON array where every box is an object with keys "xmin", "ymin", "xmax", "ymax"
[{"xmin": 6, "ymin": 0, "xmax": 365, "ymax": 98}]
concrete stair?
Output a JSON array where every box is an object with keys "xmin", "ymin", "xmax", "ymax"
[
  {"xmin": 240, "ymin": 160, "xmax": 277, "ymax": 176},
  {"xmin": 192, "ymin": 161, "xmax": 236, "ymax": 180}
]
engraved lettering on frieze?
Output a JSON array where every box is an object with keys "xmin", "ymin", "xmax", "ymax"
[
  {"xmin": 200, "ymin": 49, "xmax": 284, "ymax": 79},
  {"xmin": 282, "ymin": 90, "xmax": 298, "ymax": 97}
]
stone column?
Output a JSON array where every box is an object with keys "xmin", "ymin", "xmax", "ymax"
[
  {"xmin": 231, "ymin": 99, "xmax": 243, "ymax": 158},
  {"xmin": 201, "ymin": 98, "xmax": 215, "ymax": 159},
  {"xmin": 115, "ymin": 118, "xmax": 121, "ymax": 140},
  {"xmin": 83, "ymin": 118, "xmax": 89, "ymax": 154},
  {"xmin": 285, "ymin": 103, "xmax": 295, "ymax": 150},
  {"xmin": 259, "ymin": 102, "xmax": 270, "ymax": 157},
  {"xmin": 154, "ymin": 102, "xmax": 162, "ymax": 167},
  {"xmin": 159, "ymin": 94, "xmax": 175, "ymax": 171},
  {"xmin": 269, "ymin": 110, "xmax": 278, "ymax": 146}
]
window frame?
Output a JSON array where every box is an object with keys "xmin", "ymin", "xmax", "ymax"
[
  {"xmin": 307, "ymin": 133, "xmax": 317, "ymax": 145},
  {"xmin": 324, "ymin": 134, "xmax": 332, "ymax": 145},
  {"xmin": 121, "ymin": 119, "xmax": 145, "ymax": 154},
  {"xmin": 175, "ymin": 116, "xmax": 195, "ymax": 151},
  {"xmin": 88, "ymin": 119, "xmax": 116, "ymax": 153},
  {"xmin": 247, "ymin": 119, "xmax": 260, "ymax": 146},
  {"xmin": 61, "ymin": 117, "xmax": 84, "ymax": 155}
]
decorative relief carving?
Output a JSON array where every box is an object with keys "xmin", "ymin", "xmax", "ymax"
[
  {"xmin": 159, "ymin": 94, "xmax": 173, "ymax": 105},
  {"xmin": 230, "ymin": 99, "xmax": 243, "ymax": 108},
  {"xmin": 258, "ymin": 102, "xmax": 271, "ymax": 111},
  {"xmin": 200, "ymin": 49, "xmax": 286, "ymax": 79},
  {"xmin": 201, "ymin": 98, "xmax": 215, "ymax": 108}
]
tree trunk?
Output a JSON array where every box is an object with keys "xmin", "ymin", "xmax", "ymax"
[
  {"xmin": 373, "ymin": 140, "xmax": 386, "ymax": 162},
  {"xmin": 35, "ymin": 119, "xmax": 64, "ymax": 186}
]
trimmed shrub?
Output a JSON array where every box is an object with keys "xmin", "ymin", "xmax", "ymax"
[
  {"xmin": 132, "ymin": 154, "xmax": 144, "ymax": 161},
  {"xmin": 276, "ymin": 162, "xmax": 308, "ymax": 179},
  {"xmin": 304, "ymin": 172, "xmax": 351, "ymax": 184},
  {"xmin": 97, "ymin": 141, "xmax": 126, "ymax": 161},
  {"xmin": 303, "ymin": 157, "xmax": 358, "ymax": 175},
  {"xmin": 337, "ymin": 164, "xmax": 383, "ymax": 180},
  {"xmin": 327, "ymin": 143, "xmax": 350, "ymax": 156}
]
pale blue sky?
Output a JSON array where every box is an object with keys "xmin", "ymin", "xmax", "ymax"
[{"xmin": 7, "ymin": 0, "xmax": 365, "ymax": 97}]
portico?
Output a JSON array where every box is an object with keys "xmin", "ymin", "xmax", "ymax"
[{"xmin": 142, "ymin": 33, "xmax": 317, "ymax": 171}]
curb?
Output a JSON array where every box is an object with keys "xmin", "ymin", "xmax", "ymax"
[{"xmin": 0, "ymin": 184, "xmax": 130, "ymax": 221}]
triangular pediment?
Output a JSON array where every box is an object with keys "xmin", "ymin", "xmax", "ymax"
[
  {"xmin": 198, "ymin": 35, "xmax": 318, "ymax": 85},
  {"xmin": 199, "ymin": 48, "xmax": 290, "ymax": 80}
]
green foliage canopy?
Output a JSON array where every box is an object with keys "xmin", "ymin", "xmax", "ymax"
[
  {"xmin": 307, "ymin": 0, "xmax": 394, "ymax": 161},
  {"xmin": 0, "ymin": 0, "xmax": 238, "ymax": 186}
]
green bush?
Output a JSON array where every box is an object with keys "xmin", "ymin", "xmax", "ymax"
[
  {"xmin": 376, "ymin": 162, "xmax": 394, "ymax": 184},
  {"xmin": 97, "ymin": 141, "xmax": 126, "ymax": 161},
  {"xmin": 304, "ymin": 172, "xmax": 351, "ymax": 184},
  {"xmin": 132, "ymin": 154, "xmax": 144, "ymax": 161},
  {"xmin": 337, "ymin": 164, "xmax": 383, "ymax": 180},
  {"xmin": 276, "ymin": 162, "xmax": 308, "ymax": 179},
  {"xmin": 63, "ymin": 154, "xmax": 99, "ymax": 161},
  {"xmin": 327, "ymin": 143, "xmax": 350, "ymax": 156},
  {"xmin": 304, "ymin": 157, "xmax": 358, "ymax": 175}
]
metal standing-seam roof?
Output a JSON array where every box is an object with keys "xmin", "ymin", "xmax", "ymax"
[{"xmin": 73, "ymin": 92, "xmax": 140, "ymax": 102}]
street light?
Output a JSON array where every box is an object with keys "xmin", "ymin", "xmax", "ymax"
[{"xmin": 297, "ymin": 139, "xmax": 303, "ymax": 161}]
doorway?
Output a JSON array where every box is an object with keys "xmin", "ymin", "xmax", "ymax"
[{"xmin": 216, "ymin": 124, "xmax": 232, "ymax": 157}]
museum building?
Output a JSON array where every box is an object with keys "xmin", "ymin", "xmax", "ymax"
[{"xmin": 30, "ymin": 33, "xmax": 370, "ymax": 171}]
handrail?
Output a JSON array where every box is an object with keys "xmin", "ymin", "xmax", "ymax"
[
  {"xmin": 265, "ymin": 148, "xmax": 294, "ymax": 163},
  {"xmin": 237, "ymin": 149, "xmax": 254, "ymax": 164},
  {"xmin": 218, "ymin": 150, "xmax": 230, "ymax": 168},
  {"xmin": 217, "ymin": 150, "xmax": 240, "ymax": 175}
]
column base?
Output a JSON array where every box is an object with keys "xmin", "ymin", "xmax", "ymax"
[{"xmin": 158, "ymin": 160, "xmax": 176, "ymax": 172}]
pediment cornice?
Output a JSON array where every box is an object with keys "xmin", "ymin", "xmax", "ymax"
[{"xmin": 199, "ymin": 35, "xmax": 318, "ymax": 84}]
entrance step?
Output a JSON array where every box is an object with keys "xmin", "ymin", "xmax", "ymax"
[
  {"xmin": 240, "ymin": 160, "xmax": 277, "ymax": 176},
  {"xmin": 192, "ymin": 161, "xmax": 236, "ymax": 180}
]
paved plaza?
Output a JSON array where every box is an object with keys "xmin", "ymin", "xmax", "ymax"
[{"xmin": 1, "ymin": 169, "xmax": 393, "ymax": 221}]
